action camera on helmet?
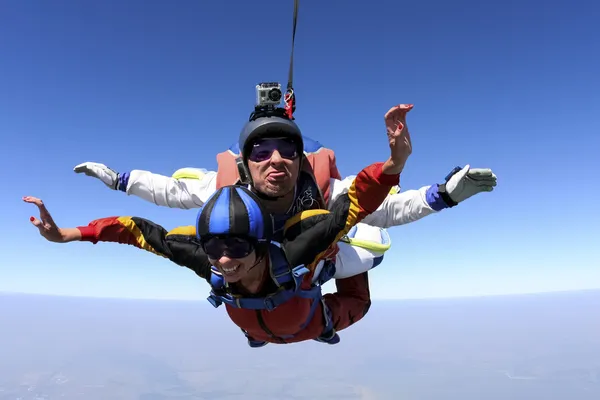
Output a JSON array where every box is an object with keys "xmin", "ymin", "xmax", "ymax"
[{"xmin": 255, "ymin": 82, "xmax": 283, "ymax": 107}]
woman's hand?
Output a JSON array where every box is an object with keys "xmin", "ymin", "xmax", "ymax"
[
  {"xmin": 22, "ymin": 196, "xmax": 81, "ymax": 243},
  {"xmin": 383, "ymin": 104, "xmax": 414, "ymax": 175}
]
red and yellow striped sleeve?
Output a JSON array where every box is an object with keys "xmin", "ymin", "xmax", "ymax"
[
  {"xmin": 77, "ymin": 216, "xmax": 165, "ymax": 256},
  {"xmin": 343, "ymin": 162, "xmax": 400, "ymax": 231},
  {"xmin": 76, "ymin": 216, "xmax": 213, "ymax": 279}
]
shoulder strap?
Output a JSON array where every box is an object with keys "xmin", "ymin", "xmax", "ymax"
[
  {"xmin": 267, "ymin": 242, "xmax": 309, "ymax": 289},
  {"xmin": 216, "ymin": 150, "xmax": 240, "ymax": 189},
  {"xmin": 303, "ymin": 148, "xmax": 341, "ymax": 205}
]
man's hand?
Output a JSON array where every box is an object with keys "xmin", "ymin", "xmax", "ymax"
[
  {"xmin": 383, "ymin": 104, "xmax": 414, "ymax": 174},
  {"xmin": 22, "ymin": 196, "xmax": 81, "ymax": 243},
  {"xmin": 73, "ymin": 162, "xmax": 119, "ymax": 190},
  {"xmin": 446, "ymin": 165, "xmax": 497, "ymax": 203}
]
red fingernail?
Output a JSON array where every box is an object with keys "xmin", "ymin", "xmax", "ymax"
[{"xmin": 30, "ymin": 216, "xmax": 34, "ymax": 221}]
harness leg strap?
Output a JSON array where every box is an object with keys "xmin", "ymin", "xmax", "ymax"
[{"xmin": 314, "ymin": 299, "xmax": 340, "ymax": 345}]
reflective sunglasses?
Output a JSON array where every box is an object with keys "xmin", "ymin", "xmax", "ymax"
[
  {"xmin": 248, "ymin": 138, "xmax": 299, "ymax": 162},
  {"xmin": 201, "ymin": 236, "xmax": 255, "ymax": 259}
]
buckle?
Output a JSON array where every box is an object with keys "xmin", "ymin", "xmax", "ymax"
[
  {"xmin": 207, "ymin": 295, "xmax": 222, "ymax": 308},
  {"xmin": 292, "ymin": 265, "xmax": 310, "ymax": 277},
  {"xmin": 264, "ymin": 297, "xmax": 276, "ymax": 311}
]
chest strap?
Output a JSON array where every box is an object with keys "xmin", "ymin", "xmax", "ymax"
[{"xmin": 206, "ymin": 242, "xmax": 334, "ymax": 311}]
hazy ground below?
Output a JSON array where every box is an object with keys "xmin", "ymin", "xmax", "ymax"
[{"xmin": 1, "ymin": 290, "xmax": 599, "ymax": 399}]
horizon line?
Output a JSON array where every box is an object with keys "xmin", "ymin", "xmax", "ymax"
[{"xmin": 2, "ymin": 287, "xmax": 599, "ymax": 303}]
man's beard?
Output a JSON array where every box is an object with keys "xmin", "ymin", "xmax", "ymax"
[
  {"xmin": 254, "ymin": 176, "xmax": 293, "ymax": 196},
  {"xmin": 255, "ymin": 183, "xmax": 294, "ymax": 201}
]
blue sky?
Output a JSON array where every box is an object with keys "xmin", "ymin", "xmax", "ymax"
[{"xmin": 1, "ymin": 0, "xmax": 598, "ymax": 300}]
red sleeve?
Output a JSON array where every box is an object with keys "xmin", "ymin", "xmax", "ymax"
[
  {"xmin": 345, "ymin": 162, "xmax": 400, "ymax": 226},
  {"xmin": 77, "ymin": 216, "xmax": 144, "ymax": 248}
]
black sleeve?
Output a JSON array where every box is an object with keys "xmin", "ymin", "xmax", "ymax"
[
  {"xmin": 129, "ymin": 217, "xmax": 213, "ymax": 282},
  {"xmin": 281, "ymin": 196, "xmax": 351, "ymax": 268}
]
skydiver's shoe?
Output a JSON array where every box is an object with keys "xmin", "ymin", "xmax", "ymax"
[
  {"xmin": 247, "ymin": 338, "xmax": 268, "ymax": 348},
  {"xmin": 314, "ymin": 328, "xmax": 340, "ymax": 345}
]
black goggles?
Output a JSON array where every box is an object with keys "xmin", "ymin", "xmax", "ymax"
[
  {"xmin": 248, "ymin": 138, "xmax": 299, "ymax": 162},
  {"xmin": 201, "ymin": 236, "xmax": 256, "ymax": 259}
]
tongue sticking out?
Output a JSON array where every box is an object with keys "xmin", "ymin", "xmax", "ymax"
[{"xmin": 267, "ymin": 171, "xmax": 286, "ymax": 182}]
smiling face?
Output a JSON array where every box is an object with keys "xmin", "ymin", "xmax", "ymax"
[
  {"xmin": 208, "ymin": 251, "xmax": 259, "ymax": 283},
  {"xmin": 202, "ymin": 236, "xmax": 263, "ymax": 284},
  {"xmin": 246, "ymin": 137, "xmax": 301, "ymax": 198}
]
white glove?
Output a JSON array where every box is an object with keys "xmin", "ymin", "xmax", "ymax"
[
  {"xmin": 446, "ymin": 164, "xmax": 497, "ymax": 203},
  {"xmin": 73, "ymin": 162, "xmax": 119, "ymax": 190}
]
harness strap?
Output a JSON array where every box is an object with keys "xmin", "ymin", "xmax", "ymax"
[
  {"xmin": 269, "ymin": 241, "xmax": 307, "ymax": 288},
  {"xmin": 314, "ymin": 260, "xmax": 336, "ymax": 286},
  {"xmin": 339, "ymin": 225, "xmax": 392, "ymax": 254},
  {"xmin": 206, "ymin": 264, "xmax": 310, "ymax": 310},
  {"xmin": 313, "ymin": 299, "xmax": 340, "ymax": 345},
  {"xmin": 206, "ymin": 244, "xmax": 337, "ymax": 311}
]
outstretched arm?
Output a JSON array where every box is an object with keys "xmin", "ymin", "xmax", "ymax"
[
  {"xmin": 330, "ymin": 178, "xmax": 436, "ymax": 227},
  {"xmin": 360, "ymin": 164, "xmax": 497, "ymax": 227},
  {"xmin": 327, "ymin": 102, "xmax": 497, "ymax": 228},
  {"xmin": 283, "ymin": 104, "xmax": 412, "ymax": 267},
  {"xmin": 73, "ymin": 162, "xmax": 217, "ymax": 209},
  {"xmin": 22, "ymin": 196, "xmax": 212, "ymax": 280}
]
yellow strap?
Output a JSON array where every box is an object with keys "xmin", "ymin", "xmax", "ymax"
[
  {"xmin": 338, "ymin": 235, "xmax": 392, "ymax": 253},
  {"xmin": 171, "ymin": 167, "xmax": 206, "ymax": 180},
  {"xmin": 335, "ymin": 184, "xmax": 397, "ymax": 252}
]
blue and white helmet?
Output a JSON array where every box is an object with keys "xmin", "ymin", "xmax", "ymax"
[{"xmin": 196, "ymin": 185, "xmax": 273, "ymax": 243}]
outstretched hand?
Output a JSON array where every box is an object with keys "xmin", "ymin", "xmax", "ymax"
[
  {"xmin": 446, "ymin": 165, "xmax": 498, "ymax": 203},
  {"xmin": 73, "ymin": 162, "xmax": 119, "ymax": 190},
  {"xmin": 22, "ymin": 196, "xmax": 67, "ymax": 243},
  {"xmin": 383, "ymin": 104, "xmax": 414, "ymax": 174}
]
